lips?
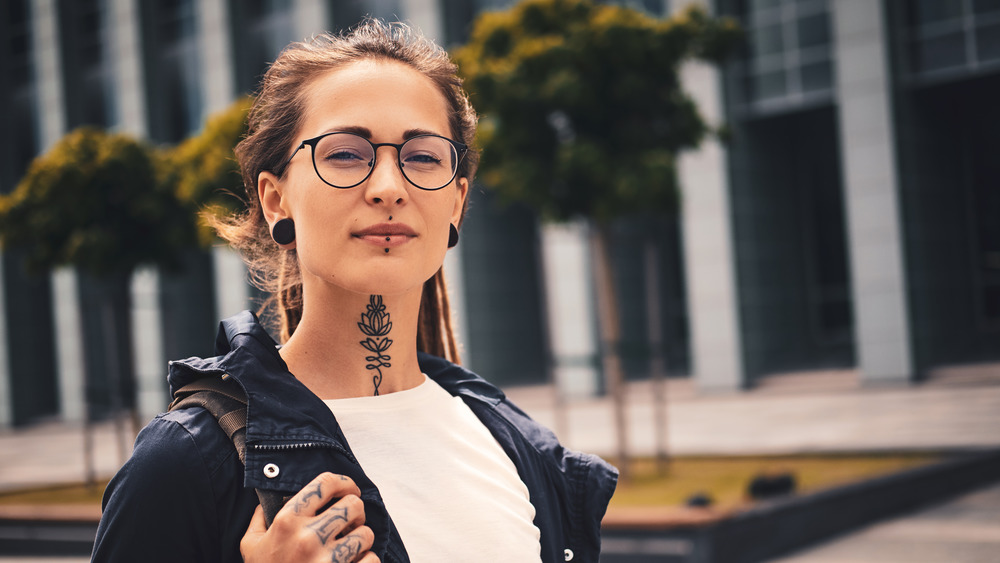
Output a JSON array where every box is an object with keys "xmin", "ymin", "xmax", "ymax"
[{"xmin": 353, "ymin": 222, "xmax": 417, "ymax": 248}]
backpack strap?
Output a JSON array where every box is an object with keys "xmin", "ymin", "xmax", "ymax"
[{"xmin": 169, "ymin": 375, "xmax": 288, "ymax": 527}]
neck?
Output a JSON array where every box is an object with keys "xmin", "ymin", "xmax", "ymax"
[{"xmin": 279, "ymin": 282, "xmax": 425, "ymax": 399}]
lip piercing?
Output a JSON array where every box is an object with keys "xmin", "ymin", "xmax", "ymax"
[
  {"xmin": 388, "ymin": 216, "xmax": 393, "ymax": 220},
  {"xmin": 384, "ymin": 248, "xmax": 389, "ymax": 253},
  {"xmin": 385, "ymin": 236, "xmax": 390, "ymax": 241}
]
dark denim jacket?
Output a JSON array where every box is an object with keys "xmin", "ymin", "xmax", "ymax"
[{"xmin": 93, "ymin": 311, "xmax": 618, "ymax": 563}]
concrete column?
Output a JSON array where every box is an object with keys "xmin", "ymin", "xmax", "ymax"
[
  {"xmin": 110, "ymin": 0, "xmax": 168, "ymax": 417},
  {"xmin": 443, "ymin": 246, "xmax": 471, "ymax": 365},
  {"xmin": 198, "ymin": 0, "xmax": 235, "ymax": 116},
  {"xmin": 32, "ymin": 0, "xmax": 65, "ymax": 152},
  {"xmin": 213, "ymin": 246, "xmax": 251, "ymax": 319},
  {"xmin": 400, "ymin": 0, "xmax": 443, "ymax": 43},
  {"xmin": 293, "ymin": 0, "xmax": 330, "ymax": 40},
  {"xmin": 197, "ymin": 0, "xmax": 251, "ymax": 323},
  {"xmin": 33, "ymin": 0, "xmax": 87, "ymax": 422},
  {"xmin": 0, "ymin": 257, "xmax": 11, "ymax": 427},
  {"xmin": 831, "ymin": 0, "xmax": 912, "ymax": 383},
  {"xmin": 673, "ymin": 0, "xmax": 745, "ymax": 393},
  {"xmin": 53, "ymin": 269, "xmax": 86, "ymax": 423},
  {"xmin": 109, "ymin": 0, "xmax": 146, "ymax": 135},
  {"xmin": 539, "ymin": 221, "xmax": 600, "ymax": 397},
  {"xmin": 130, "ymin": 268, "xmax": 167, "ymax": 421},
  {"xmin": 676, "ymin": 60, "xmax": 745, "ymax": 392},
  {"xmin": 108, "ymin": 0, "xmax": 169, "ymax": 421}
]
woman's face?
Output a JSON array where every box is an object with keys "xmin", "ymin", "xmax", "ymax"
[{"xmin": 259, "ymin": 60, "xmax": 468, "ymax": 297}]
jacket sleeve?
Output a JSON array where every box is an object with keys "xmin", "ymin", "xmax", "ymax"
[{"xmin": 92, "ymin": 410, "xmax": 253, "ymax": 563}]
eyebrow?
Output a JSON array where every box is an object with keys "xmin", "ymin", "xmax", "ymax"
[
  {"xmin": 402, "ymin": 128, "xmax": 441, "ymax": 140},
  {"xmin": 317, "ymin": 126, "xmax": 445, "ymax": 141}
]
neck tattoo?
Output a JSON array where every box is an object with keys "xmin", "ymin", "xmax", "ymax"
[{"xmin": 358, "ymin": 294, "xmax": 392, "ymax": 396}]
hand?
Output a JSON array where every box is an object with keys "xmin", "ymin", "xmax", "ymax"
[{"xmin": 241, "ymin": 472, "xmax": 379, "ymax": 563}]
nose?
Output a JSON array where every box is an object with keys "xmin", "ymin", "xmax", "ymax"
[{"xmin": 364, "ymin": 145, "xmax": 408, "ymax": 206}]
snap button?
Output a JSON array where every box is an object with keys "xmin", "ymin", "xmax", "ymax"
[
  {"xmin": 564, "ymin": 548, "xmax": 573, "ymax": 561},
  {"xmin": 263, "ymin": 463, "xmax": 280, "ymax": 478}
]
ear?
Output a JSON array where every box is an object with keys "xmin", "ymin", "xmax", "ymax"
[
  {"xmin": 452, "ymin": 177, "xmax": 469, "ymax": 227},
  {"xmin": 258, "ymin": 171, "xmax": 295, "ymax": 249}
]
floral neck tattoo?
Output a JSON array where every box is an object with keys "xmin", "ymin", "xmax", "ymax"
[{"xmin": 358, "ymin": 295, "xmax": 392, "ymax": 395}]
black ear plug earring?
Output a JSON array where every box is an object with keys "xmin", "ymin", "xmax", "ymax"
[
  {"xmin": 272, "ymin": 218, "xmax": 295, "ymax": 245},
  {"xmin": 448, "ymin": 224, "xmax": 459, "ymax": 248}
]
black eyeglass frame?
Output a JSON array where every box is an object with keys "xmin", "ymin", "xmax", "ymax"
[{"xmin": 279, "ymin": 131, "xmax": 469, "ymax": 191}]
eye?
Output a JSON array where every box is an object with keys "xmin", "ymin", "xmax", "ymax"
[
  {"xmin": 402, "ymin": 151, "xmax": 444, "ymax": 165},
  {"xmin": 322, "ymin": 147, "xmax": 366, "ymax": 163},
  {"xmin": 314, "ymin": 134, "xmax": 373, "ymax": 167}
]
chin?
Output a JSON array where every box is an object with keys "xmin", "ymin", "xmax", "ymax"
[{"xmin": 338, "ymin": 262, "xmax": 441, "ymax": 298}]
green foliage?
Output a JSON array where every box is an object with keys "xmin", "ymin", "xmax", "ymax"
[
  {"xmin": 453, "ymin": 0, "xmax": 741, "ymax": 222},
  {"xmin": 0, "ymin": 127, "xmax": 195, "ymax": 276},
  {"xmin": 160, "ymin": 97, "xmax": 252, "ymax": 245}
]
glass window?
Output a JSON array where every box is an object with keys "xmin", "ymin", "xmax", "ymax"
[
  {"xmin": 232, "ymin": 0, "xmax": 294, "ymax": 94},
  {"xmin": 911, "ymin": 0, "xmax": 964, "ymax": 26},
  {"xmin": 797, "ymin": 12, "xmax": 829, "ymax": 49},
  {"xmin": 750, "ymin": 0, "xmax": 782, "ymax": 12},
  {"xmin": 976, "ymin": 23, "xmax": 1000, "ymax": 61},
  {"xmin": 330, "ymin": 0, "xmax": 370, "ymax": 31},
  {"xmin": 800, "ymin": 59, "xmax": 832, "ymax": 92},
  {"xmin": 753, "ymin": 22, "xmax": 785, "ymax": 57},
  {"xmin": 5, "ymin": 0, "xmax": 31, "ymax": 87},
  {"xmin": 912, "ymin": 32, "xmax": 967, "ymax": 72},
  {"xmin": 59, "ymin": 0, "xmax": 115, "ymax": 128},
  {"xmin": 973, "ymin": 0, "xmax": 1000, "ymax": 16},
  {"xmin": 754, "ymin": 69, "xmax": 787, "ymax": 99},
  {"xmin": 144, "ymin": 0, "xmax": 202, "ymax": 142},
  {"xmin": 736, "ymin": 0, "xmax": 834, "ymax": 111}
]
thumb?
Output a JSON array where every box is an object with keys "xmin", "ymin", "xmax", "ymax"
[{"xmin": 240, "ymin": 505, "xmax": 267, "ymax": 559}]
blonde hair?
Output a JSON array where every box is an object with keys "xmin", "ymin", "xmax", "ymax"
[{"xmin": 212, "ymin": 20, "xmax": 478, "ymax": 363}]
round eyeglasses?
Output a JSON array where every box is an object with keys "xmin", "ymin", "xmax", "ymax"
[{"xmin": 280, "ymin": 131, "xmax": 468, "ymax": 191}]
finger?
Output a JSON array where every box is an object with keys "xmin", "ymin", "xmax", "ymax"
[
  {"xmin": 305, "ymin": 495, "xmax": 366, "ymax": 547},
  {"xmin": 356, "ymin": 551, "xmax": 380, "ymax": 563},
  {"xmin": 281, "ymin": 472, "xmax": 361, "ymax": 519},
  {"xmin": 329, "ymin": 526, "xmax": 375, "ymax": 563},
  {"xmin": 239, "ymin": 505, "xmax": 266, "ymax": 558}
]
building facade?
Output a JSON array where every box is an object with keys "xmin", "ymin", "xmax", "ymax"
[{"xmin": 0, "ymin": 0, "xmax": 996, "ymax": 428}]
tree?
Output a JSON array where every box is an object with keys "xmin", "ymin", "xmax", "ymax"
[
  {"xmin": 0, "ymin": 127, "xmax": 197, "ymax": 484},
  {"xmin": 160, "ymin": 96, "xmax": 252, "ymax": 244},
  {"xmin": 0, "ymin": 127, "xmax": 195, "ymax": 276},
  {"xmin": 454, "ymin": 0, "xmax": 740, "ymax": 478}
]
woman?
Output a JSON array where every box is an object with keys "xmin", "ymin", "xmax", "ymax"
[{"xmin": 93, "ymin": 20, "xmax": 617, "ymax": 563}]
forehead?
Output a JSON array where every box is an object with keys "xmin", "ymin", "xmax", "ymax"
[{"xmin": 298, "ymin": 59, "xmax": 451, "ymax": 139}]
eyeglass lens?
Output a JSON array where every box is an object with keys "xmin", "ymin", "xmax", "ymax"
[{"xmin": 313, "ymin": 133, "xmax": 459, "ymax": 190}]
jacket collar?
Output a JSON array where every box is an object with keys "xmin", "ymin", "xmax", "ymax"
[{"xmin": 167, "ymin": 310, "xmax": 508, "ymax": 448}]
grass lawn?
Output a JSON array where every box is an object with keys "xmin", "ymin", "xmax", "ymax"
[
  {"xmin": 0, "ymin": 453, "xmax": 941, "ymax": 510},
  {"xmin": 608, "ymin": 453, "xmax": 941, "ymax": 510}
]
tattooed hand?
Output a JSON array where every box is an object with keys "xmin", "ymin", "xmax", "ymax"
[{"xmin": 241, "ymin": 472, "xmax": 379, "ymax": 563}]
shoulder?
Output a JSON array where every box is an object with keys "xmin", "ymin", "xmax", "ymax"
[
  {"xmin": 136, "ymin": 408, "xmax": 239, "ymax": 476},
  {"xmin": 95, "ymin": 409, "xmax": 254, "ymax": 562},
  {"xmin": 434, "ymin": 365, "xmax": 618, "ymax": 563},
  {"xmin": 101, "ymin": 408, "xmax": 243, "ymax": 518}
]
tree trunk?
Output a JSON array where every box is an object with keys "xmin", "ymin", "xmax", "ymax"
[
  {"xmin": 589, "ymin": 222, "xmax": 629, "ymax": 480},
  {"xmin": 645, "ymin": 239, "xmax": 670, "ymax": 475},
  {"xmin": 533, "ymin": 225, "xmax": 569, "ymax": 441},
  {"xmin": 83, "ymin": 272, "xmax": 137, "ymax": 465}
]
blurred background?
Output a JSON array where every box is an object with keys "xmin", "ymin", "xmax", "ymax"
[
  {"xmin": 0, "ymin": 0, "xmax": 999, "ymax": 560},
  {"xmin": 1, "ymin": 0, "xmax": 997, "ymax": 429}
]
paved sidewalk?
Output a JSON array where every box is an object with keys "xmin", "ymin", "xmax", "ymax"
[
  {"xmin": 2, "ymin": 368, "xmax": 1000, "ymax": 493},
  {"xmin": 508, "ymin": 368, "xmax": 1000, "ymax": 458},
  {"xmin": 770, "ymin": 480, "xmax": 1000, "ymax": 562},
  {"xmin": 0, "ymin": 419, "xmax": 134, "ymax": 494}
]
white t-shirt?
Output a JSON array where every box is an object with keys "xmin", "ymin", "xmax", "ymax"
[{"xmin": 324, "ymin": 375, "xmax": 542, "ymax": 562}]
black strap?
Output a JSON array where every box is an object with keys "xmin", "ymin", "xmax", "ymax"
[{"xmin": 169, "ymin": 375, "xmax": 286, "ymax": 527}]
